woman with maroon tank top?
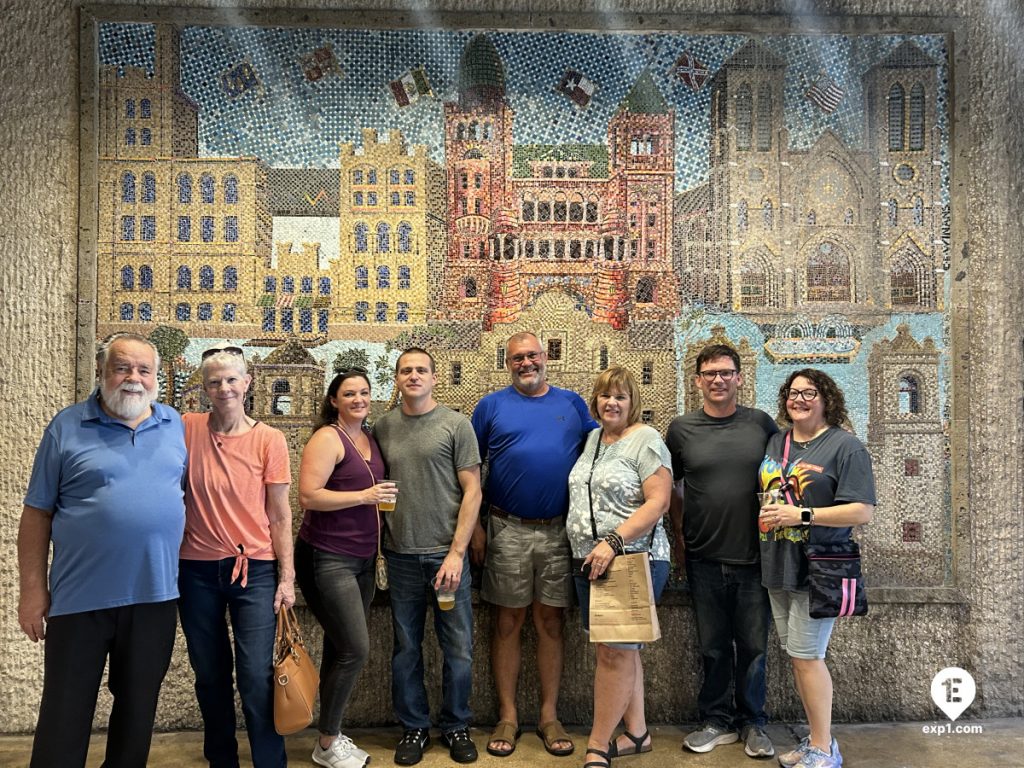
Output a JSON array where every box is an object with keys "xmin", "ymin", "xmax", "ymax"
[{"xmin": 295, "ymin": 369, "xmax": 398, "ymax": 768}]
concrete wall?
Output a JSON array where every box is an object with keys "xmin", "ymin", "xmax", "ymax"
[{"xmin": 1, "ymin": 0, "xmax": 1021, "ymax": 733}]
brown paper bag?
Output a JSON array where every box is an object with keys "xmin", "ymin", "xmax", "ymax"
[{"xmin": 588, "ymin": 552, "xmax": 661, "ymax": 643}]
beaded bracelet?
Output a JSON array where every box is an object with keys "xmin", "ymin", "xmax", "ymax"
[{"xmin": 603, "ymin": 532, "xmax": 625, "ymax": 556}]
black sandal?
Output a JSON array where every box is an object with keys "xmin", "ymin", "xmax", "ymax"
[
  {"xmin": 585, "ymin": 746, "xmax": 612, "ymax": 768},
  {"xmin": 608, "ymin": 730, "xmax": 652, "ymax": 758}
]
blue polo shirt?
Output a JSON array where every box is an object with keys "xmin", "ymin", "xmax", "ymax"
[
  {"xmin": 24, "ymin": 392, "xmax": 187, "ymax": 617},
  {"xmin": 472, "ymin": 385, "xmax": 597, "ymax": 520}
]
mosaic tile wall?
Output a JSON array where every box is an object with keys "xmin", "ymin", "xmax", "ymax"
[{"xmin": 96, "ymin": 21, "xmax": 952, "ymax": 588}]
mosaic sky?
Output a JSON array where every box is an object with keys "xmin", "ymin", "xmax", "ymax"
[{"xmin": 99, "ymin": 23, "xmax": 948, "ymax": 190}]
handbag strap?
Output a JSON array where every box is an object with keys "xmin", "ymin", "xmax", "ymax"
[
  {"xmin": 586, "ymin": 428, "xmax": 656, "ymax": 551},
  {"xmin": 779, "ymin": 431, "xmax": 799, "ymax": 507},
  {"xmin": 333, "ymin": 425, "xmax": 384, "ymax": 561}
]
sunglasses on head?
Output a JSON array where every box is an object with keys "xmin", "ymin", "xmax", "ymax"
[
  {"xmin": 202, "ymin": 346, "xmax": 245, "ymax": 361},
  {"xmin": 338, "ymin": 366, "xmax": 368, "ymax": 374}
]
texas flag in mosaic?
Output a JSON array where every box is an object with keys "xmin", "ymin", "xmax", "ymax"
[
  {"xmin": 672, "ymin": 51, "xmax": 710, "ymax": 91},
  {"xmin": 389, "ymin": 66, "xmax": 432, "ymax": 107},
  {"xmin": 805, "ymin": 71, "xmax": 845, "ymax": 113},
  {"xmin": 556, "ymin": 69, "xmax": 597, "ymax": 109}
]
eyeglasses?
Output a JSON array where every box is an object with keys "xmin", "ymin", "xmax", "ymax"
[
  {"xmin": 787, "ymin": 388, "xmax": 819, "ymax": 402},
  {"xmin": 509, "ymin": 351, "xmax": 542, "ymax": 366},
  {"xmin": 697, "ymin": 369, "xmax": 737, "ymax": 381},
  {"xmin": 202, "ymin": 346, "xmax": 244, "ymax": 361}
]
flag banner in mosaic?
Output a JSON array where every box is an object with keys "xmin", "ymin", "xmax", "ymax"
[
  {"xmin": 389, "ymin": 66, "xmax": 432, "ymax": 107},
  {"xmin": 805, "ymin": 71, "xmax": 845, "ymax": 113},
  {"xmin": 672, "ymin": 51, "xmax": 710, "ymax": 91},
  {"xmin": 300, "ymin": 44, "xmax": 342, "ymax": 82},
  {"xmin": 556, "ymin": 69, "xmax": 597, "ymax": 108},
  {"xmin": 220, "ymin": 58, "xmax": 261, "ymax": 98}
]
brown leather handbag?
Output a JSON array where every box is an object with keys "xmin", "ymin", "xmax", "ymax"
[{"xmin": 273, "ymin": 607, "xmax": 319, "ymax": 735}]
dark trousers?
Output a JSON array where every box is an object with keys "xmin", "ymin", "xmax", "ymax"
[
  {"xmin": 30, "ymin": 600, "xmax": 177, "ymax": 768},
  {"xmin": 686, "ymin": 559, "xmax": 770, "ymax": 730}
]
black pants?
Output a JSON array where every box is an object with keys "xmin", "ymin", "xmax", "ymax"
[{"xmin": 30, "ymin": 600, "xmax": 177, "ymax": 768}]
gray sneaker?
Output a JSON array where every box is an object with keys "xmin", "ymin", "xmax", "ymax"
[
  {"xmin": 741, "ymin": 725, "xmax": 774, "ymax": 758},
  {"xmin": 793, "ymin": 738, "xmax": 842, "ymax": 768},
  {"xmin": 314, "ymin": 736, "xmax": 370, "ymax": 768},
  {"xmin": 777, "ymin": 737, "xmax": 810, "ymax": 767},
  {"xmin": 683, "ymin": 724, "xmax": 739, "ymax": 753}
]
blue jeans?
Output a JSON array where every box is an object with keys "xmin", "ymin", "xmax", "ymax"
[
  {"xmin": 178, "ymin": 559, "xmax": 285, "ymax": 768},
  {"xmin": 294, "ymin": 538, "xmax": 375, "ymax": 735},
  {"xmin": 686, "ymin": 559, "xmax": 770, "ymax": 730},
  {"xmin": 386, "ymin": 550, "xmax": 473, "ymax": 732}
]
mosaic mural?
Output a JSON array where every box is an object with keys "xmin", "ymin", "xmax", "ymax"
[{"xmin": 92, "ymin": 20, "xmax": 952, "ymax": 588}]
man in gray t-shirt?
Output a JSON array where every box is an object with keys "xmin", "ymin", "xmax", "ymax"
[
  {"xmin": 665, "ymin": 344, "xmax": 778, "ymax": 760},
  {"xmin": 373, "ymin": 347, "xmax": 482, "ymax": 766}
]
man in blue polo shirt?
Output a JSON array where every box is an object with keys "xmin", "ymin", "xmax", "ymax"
[
  {"xmin": 471, "ymin": 332, "xmax": 596, "ymax": 759},
  {"xmin": 17, "ymin": 332, "xmax": 186, "ymax": 768}
]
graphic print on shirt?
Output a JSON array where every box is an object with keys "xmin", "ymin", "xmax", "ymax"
[{"xmin": 758, "ymin": 457, "xmax": 813, "ymax": 545}]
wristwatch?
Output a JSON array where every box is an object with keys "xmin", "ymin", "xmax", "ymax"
[{"xmin": 801, "ymin": 507, "xmax": 815, "ymax": 526}]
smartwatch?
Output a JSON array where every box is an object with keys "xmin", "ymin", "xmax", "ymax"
[{"xmin": 801, "ymin": 507, "xmax": 814, "ymax": 526}]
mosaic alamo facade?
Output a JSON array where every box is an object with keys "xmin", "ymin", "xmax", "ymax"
[{"xmin": 94, "ymin": 23, "xmax": 951, "ymax": 588}]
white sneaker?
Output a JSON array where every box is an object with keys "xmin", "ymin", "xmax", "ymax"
[
  {"xmin": 313, "ymin": 736, "xmax": 370, "ymax": 768},
  {"xmin": 338, "ymin": 734, "xmax": 371, "ymax": 764}
]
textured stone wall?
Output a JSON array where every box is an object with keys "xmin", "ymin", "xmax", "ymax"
[{"xmin": 1, "ymin": 0, "xmax": 1021, "ymax": 734}]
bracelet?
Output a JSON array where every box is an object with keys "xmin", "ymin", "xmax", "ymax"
[{"xmin": 603, "ymin": 532, "xmax": 625, "ymax": 556}]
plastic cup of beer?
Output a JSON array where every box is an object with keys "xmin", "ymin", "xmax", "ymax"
[
  {"xmin": 436, "ymin": 584, "xmax": 456, "ymax": 611},
  {"xmin": 378, "ymin": 481, "xmax": 399, "ymax": 512},
  {"xmin": 757, "ymin": 488, "xmax": 782, "ymax": 533}
]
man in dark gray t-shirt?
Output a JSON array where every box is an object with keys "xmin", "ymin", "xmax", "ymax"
[{"xmin": 665, "ymin": 344, "xmax": 778, "ymax": 760}]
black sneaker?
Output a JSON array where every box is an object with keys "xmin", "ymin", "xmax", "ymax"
[
  {"xmin": 395, "ymin": 728, "xmax": 431, "ymax": 766},
  {"xmin": 442, "ymin": 728, "xmax": 478, "ymax": 764}
]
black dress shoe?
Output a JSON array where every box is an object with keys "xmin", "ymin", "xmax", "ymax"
[
  {"xmin": 442, "ymin": 728, "xmax": 478, "ymax": 764},
  {"xmin": 395, "ymin": 728, "xmax": 431, "ymax": 765}
]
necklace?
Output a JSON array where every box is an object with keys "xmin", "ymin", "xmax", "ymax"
[{"xmin": 793, "ymin": 425, "xmax": 829, "ymax": 449}]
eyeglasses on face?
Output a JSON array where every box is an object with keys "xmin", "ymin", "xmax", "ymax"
[
  {"xmin": 202, "ymin": 345, "xmax": 244, "ymax": 361},
  {"xmin": 509, "ymin": 351, "xmax": 542, "ymax": 366},
  {"xmin": 787, "ymin": 388, "xmax": 819, "ymax": 402},
  {"xmin": 697, "ymin": 369, "xmax": 737, "ymax": 381}
]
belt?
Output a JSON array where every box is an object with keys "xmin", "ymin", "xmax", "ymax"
[{"xmin": 489, "ymin": 506, "xmax": 560, "ymax": 526}]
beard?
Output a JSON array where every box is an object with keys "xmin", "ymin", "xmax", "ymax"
[{"xmin": 100, "ymin": 380, "xmax": 158, "ymax": 421}]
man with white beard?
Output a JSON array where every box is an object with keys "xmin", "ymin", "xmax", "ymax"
[{"xmin": 17, "ymin": 332, "xmax": 187, "ymax": 768}]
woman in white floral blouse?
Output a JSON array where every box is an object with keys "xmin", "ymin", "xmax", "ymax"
[{"xmin": 566, "ymin": 366, "xmax": 673, "ymax": 768}]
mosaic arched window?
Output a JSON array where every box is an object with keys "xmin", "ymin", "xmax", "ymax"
[
  {"xmin": 405, "ymin": 191, "xmax": 415, "ymax": 206},
  {"xmin": 121, "ymin": 216, "xmax": 135, "ymax": 241},
  {"xmin": 301, "ymin": 276, "xmax": 313, "ymax": 294},
  {"xmin": 398, "ymin": 222, "xmax": 412, "ymax": 253},
  {"xmin": 272, "ymin": 380, "xmax": 292, "ymax": 416},
  {"xmin": 756, "ymin": 84, "xmax": 772, "ymax": 151},
  {"xmin": 762, "ymin": 198, "xmax": 773, "ymax": 230},
  {"xmin": 887, "ymin": 198, "xmax": 898, "ymax": 227},
  {"xmin": 460, "ymin": 276, "xmax": 477, "ymax": 298},
  {"xmin": 568, "ymin": 196, "xmax": 584, "ymax": 222},
  {"xmin": 737, "ymin": 199, "xmax": 748, "ymax": 233},
  {"xmin": 125, "ymin": 128, "xmax": 136, "ymax": 146},
  {"xmin": 141, "ymin": 215, "xmax": 156, "ymax": 241},
  {"xmin": 140, "ymin": 98, "xmax": 151, "ymax": 118},
  {"xmin": 398, "ymin": 265, "xmax": 411, "ymax": 289},
  {"xmin": 844, "ymin": 207, "xmax": 854, "ymax": 225},
  {"xmin": 806, "ymin": 241, "xmax": 850, "ymax": 302},
  {"xmin": 586, "ymin": 197, "xmax": 599, "ymax": 222},
  {"xmin": 522, "ymin": 195, "xmax": 535, "ymax": 222},
  {"xmin": 176, "ymin": 302, "xmax": 191, "ymax": 321},
  {"xmin": 121, "ymin": 265, "xmax": 134, "ymax": 290},
  {"xmin": 740, "ymin": 258, "xmax": 769, "ymax": 308},
  {"xmin": 177, "ymin": 265, "xmax": 192, "ymax": 290},
  {"xmin": 898, "ymin": 375, "xmax": 921, "ymax": 414},
  {"xmin": 392, "ymin": 191, "xmax": 401, "ymax": 206},
  {"xmin": 352, "ymin": 169, "xmax": 363, "ymax": 184},
  {"xmin": 635, "ymin": 276, "xmax": 656, "ymax": 303},
  {"xmin": 264, "ymin": 276, "xmax": 276, "ymax": 293},
  {"xmin": 198, "ymin": 303, "xmax": 213, "ymax": 321},
  {"xmin": 121, "ymin": 172, "xmax": 136, "ymax": 203},
  {"xmin": 299, "ymin": 308, "xmax": 313, "ymax": 333},
  {"xmin": 120, "ymin": 303, "xmax": 134, "ymax": 321},
  {"xmin": 282, "ymin": 276, "xmax": 294, "ymax": 294},
  {"xmin": 909, "ymin": 83, "xmax": 925, "ymax": 151},
  {"xmin": 888, "ymin": 83, "xmax": 905, "ymax": 151},
  {"xmin": 354, "ymin": 222, "xmax": 368, "ymax": 252},
  {"xmin": 319, "ymin": 277, "xmax": 331, "ymax": 295},
  {"xmin": 318, "ymin": 309, "xmax": 329, "ymax": 333},
  {"xmin": 142, "ymin": 173, "xmax": 156, "ymax": 203},
  {"xmin": 178, "ymin": 174, "xmax": 192, "ymax": 204},
  {"xmin": 224, "ymin": 175, "xmax": 238, "ymax": 204},
  {"xmin": 223, "ymin": 267, "xmax": 237, "ymax": 291},
  {"xmin": 140, "ymin": 128, "xmax": 151, "ymax": 146},
  {"xmin": 138, "ymin": 302, "xmax": 152, "ymax": 322},
  {"xmin": 375, "ymin": 302, "xmax": 388, "ymax": 322},
  {"xmin": 222, "ymin": 303, "xmax": 236, "ymax": 322},
  {"xmin": 201, "ymin": 217, "xmax": 215, "ymax": 242},
  {"xmin": 224, "ymin": 215, "xmax": 238, "ymax": 242},
  {"xmin": 262, "ymin": 307, "xmax": 275, "ymax": 331},
  {"xmin": 599, "ymin": 345, "xmax": 609, "ymax": 370},
  {"xmin": 198, "ymin": 265, "xmax": 214, "ymax": 290},
  {"xmin": 139, "ymin": 265, "xmax": 153, "ymax": 290},
  {"xmin": 377, "ymin": 266, "xmax": 391, "ymax": 289},
  {"xmin": 396, "ymin": 302, "xmax": 409, "ymax": 323},
  {"xmin": 913, "ymin": 196, "xmax": 924, "ymax": 227},
  {"xmin": 735, "ymin": 84, "xmax": 753, "ymax": 151},
  {"xmin": 354, "ymin": 301, "xmax": 368, "ymax": 322},
  {"xmin": 125, "ymin": 99, "xmax": 135, "ymax": 118},
  {"xmin": 355, "ymin": 266, "xmax": 368, "ymax": 289},
  {"xmin": 280, "ymin": 308, "xmax": 293, "ymax": 333},
  {"xmin": 377, "ymin": 222, "xmax": 390, "ymax": 252},
  {"xmin": 200, "ymin": 174, "xmax": 215, "ymax": 204},
  {"xmin": 367, "ymin": 169, "xmax": 377, "ymax": 184},
  {"xmin": 390, "ymin": 168, "xmax": 401, "ymax": 185},
  {"xmin": 890, "ymin": 247, "xmax": 933, "ymax": 307}
]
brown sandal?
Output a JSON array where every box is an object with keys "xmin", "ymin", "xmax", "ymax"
[
  {"xmin": 537, "ymin": 720, "xmax": 575, "ymax": 756},
  {"xmin": 487, "ymin": 720, "xmax": 521, "ymax": 757}
]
